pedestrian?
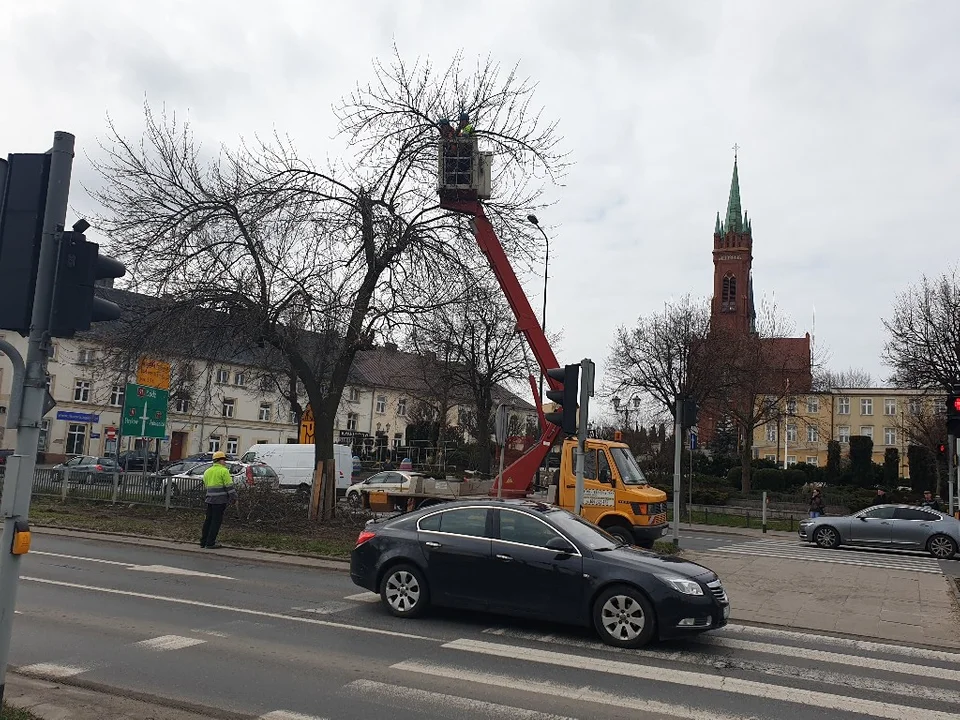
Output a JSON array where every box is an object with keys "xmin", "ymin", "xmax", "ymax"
[
  {"xmin": 921, "ymin": 490, "xmax": 942, "ymax": 512},
  {"xmin": 809, "ymin": 488, "xmax": 825, "ymax": 518},
  {"xmin": 200, "ymin": 451, "xmax": 237, "ymax": 549},
  {"xmin": 871, "ymin": 487, "xmax": 888, "ymax": 506}
]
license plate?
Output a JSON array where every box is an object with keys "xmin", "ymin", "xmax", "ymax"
[{"xmin": 723, "ymin": 605, "xmax": 730, "ymax": 620}]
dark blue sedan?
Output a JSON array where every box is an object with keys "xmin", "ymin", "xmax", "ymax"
[{"xmin": 350, "ymin": 499, "xmax": 729, "ymax": 648}]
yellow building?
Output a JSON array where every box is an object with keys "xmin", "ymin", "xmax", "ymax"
[{"xmin": 751, "ymin": 388, "xmax": 942, "ymax": 477}]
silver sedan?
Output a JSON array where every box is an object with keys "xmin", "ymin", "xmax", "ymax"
[{"xmin": 799, "ymin": 504, "xmax": 960, "ymax": 559}]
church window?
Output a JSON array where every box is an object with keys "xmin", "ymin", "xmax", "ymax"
[{"xmin": 721, "ymin": 274, "xmax": 737, "ymax": 312}]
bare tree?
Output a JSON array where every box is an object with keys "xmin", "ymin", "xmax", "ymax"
[
  {"xmin": 814, "ymin": 366, "xmax": 874, "ymax": 390},
  {"xmin": 90, "ymin": 51, "xmax": 564, "ymax": 520},
  {"xmin": 883, "ymin": 269, "xmax": 960, "ymax": 390}
]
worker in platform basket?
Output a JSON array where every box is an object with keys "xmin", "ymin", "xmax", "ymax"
[{"xmin": 437, "ymin": 118, "xmax": 458, "ymax": 186}]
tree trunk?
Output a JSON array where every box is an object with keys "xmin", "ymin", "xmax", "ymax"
[{"xmin": 310, "ymin": 410, "xmax": 336, "ymax": 521}]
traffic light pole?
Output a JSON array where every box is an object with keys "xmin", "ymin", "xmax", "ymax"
[
  {"xmin": 948, "ymin": 434, "xmax": 954, "ymax": 513},
  {"xmin": 672, "ymin": 406, "xmax": 682, "ymax": 548},
  {"xmin": 0, "ymin": 131, "xmax": 74, "ymax": 705}
]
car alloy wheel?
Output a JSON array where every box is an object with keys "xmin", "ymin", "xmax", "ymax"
[
  {"xmin": 593, "ymin": 584, "xmax": 655, "ymax": 648},
  {"xmin": 380, "ymin": 564, "xmax": 428, "ymax": 618},
  {"xmin": 814, "ymin": 526, "xmax": 839, "ymax": 549},
  {"xmin": 928, "ymin": 535, "xmax": 958, "ymax": 559}
]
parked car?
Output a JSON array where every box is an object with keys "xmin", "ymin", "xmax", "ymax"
[
  {"xmin": 181, "ymin": 452, "xmax": 239, "ymax": 464},
  {"xmin": 146, "ymin": 459, "xmax": 205, "ymax": 491},
  {"xmin": 116, "ymin": 450, "xmax": 160, "ymax": 472},
  {"xmin": 156, "ymin": 461, "xmax": 278, "ymax": 497},
  {"xmin": 239, "ymin": 443, "xmax": 353, "ymax": 495},
  {"xmin": 799, "ymin": 504, "xmax": 960, "ymax": 559},
  {"xmin": 52, "ymin": 456, "xmax": 123, "ymax": 484},
  {"xmin": 345, "ymin": 470, "xmax": 421, "ymax": 508},
  {"xmin": 351, "ymin": 499, "xmax": 730, "ymax": 648}
]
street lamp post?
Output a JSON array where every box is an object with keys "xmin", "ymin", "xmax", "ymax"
[{"xmin": 529, "ymin": 214, "xmax": 550, "ymax": 488}]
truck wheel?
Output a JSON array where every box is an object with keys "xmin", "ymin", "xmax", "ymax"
[
  {"xmin": 347, "ymin": 491, "xmax": 362, "ymax": 509},
  {"xmin": 380, "ymin": 564, "xmax": 429, "ymax": 618},
  {"xmin": 593, "ymin": 584, "xmax": 656, "ymax": 648},
  {"xmin": 605, "ymin": 525, "xmax": 634, "ymax": 547}
]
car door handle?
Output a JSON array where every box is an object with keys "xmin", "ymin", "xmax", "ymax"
[
  {"xmin": 496, "ymin": 554, "xmax": 513, "ymax": 562},
  {"xmin": 881, "ymin": 521, "xmax": 891, "ymax": 525},
  {"xmin": 425, "ymin": 541, "xmax": 441, "ymax": 548}
]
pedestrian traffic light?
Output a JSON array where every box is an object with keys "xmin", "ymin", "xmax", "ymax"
[
  {"xmin": 947, "ymin": 385, "xmax": 960, "ymax": 436},
  {"xmin": 49, "ymin": 221, "xmax": 126, "ymax": 338},
  {"xmin": 938, "ymin": 443, "xmax": 947, "ymax": 456},
  {"xmin": 0, "ymin": 153, "xmax": 52, "ymax": 335},
  {"xmin": 544, "ymin": 364, "xmax": 580, "ymax": 435},
  {"xmin": 680, "ymin": 397, "xmax": 699, "ymax": 429}
]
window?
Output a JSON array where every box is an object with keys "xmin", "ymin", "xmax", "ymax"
[
  {"xmin": 216, "ymin": 369, "xmax": 229, "ymax": 384},
  {"xmin": 222, "ymin": 399, "xmax": 236, "ymax": 418},
  {"xmin": 807, "ymin": 425, "xmax": 819, "ymax": 442},
  {"xmin": 786, "ymin": 455, "xmax": 796, "ymax": 466},
  {"xmin": 288, "ymin": 409, "xmax": 298, "ymax": 424},
  {"xmin": 349, "ymin": 387, "xmax": 360, "ymax": 403},
  {"xmin": 208, "ymin": 435, "xmax": 221, "ymax": 452},
  {"xmin": 233, "ymin": 371, "xmax": 246, "ymax": 387},
  {"xmin": 764, "ymin": 454, "xmax": 776, "ymax": 461},
  {"xmin": 837, "ymin": 397, "xmax": 850, "ymax": 415},
  {"xmin": 175, "ymin": 397, "xmax": 190, "ymax": 413},
  {"xmin": 721, "ymin": 274, "xmax": 737, "ymax": 312},
  {"xmin": 894, "ymin": 508, "xmax": 939, "ymax": 521},
  {"xmin": 860, "ymin": 425, "xmax": 874, "ymax": 439},
  {"xmin": 806, "ymin": 456, "xmax": 818, "ymax": 466},
  {"xmin": 77, "ymin": 348, "xmax": 95, "ymax": 365},
  {"xmin": 38, "ymin": 420, "xmax": 49, "ymax": 451},
  {"xmin": 499, "ymin": 510, "xmax": 563, "ymax": 548},
  {"xmin": 859, "ymin": 506, "xmax": 895, "ymax": 519},
  {"xmin": 66, "ymin": 424, "xmax": 86, "ymax": 455},
  {"xmin": 259, "ymin": 403, "xmax": 272, "ymax": 422},
  {"xmin": 393, "ymin": 433, "xmax": 403, "ymax": 449},
  {"xmin": 884, "ymin": 427, "xmax": 897, "ymax": 446},
  {"xmin": 73, "ymin": 380, "xmax": 91, "ymax": 402},
  {"xmin": 909, "ymin": 399, "xmax": 922, "ymax": 415},
  {"xmin": 226, "ymin": 436, "xmax": 239, "ymax": 455},
  {"xmin": 786, "ymin": 424, "xmax": 797, "ymax": 442},
  {"xmin": 418, "ymin": 508, "xmax": 488, "ymax": 537},
  {"xmin": 752, "ymin": 448, "xmax": 760, "ymax": 459},
  {"xmin": 347, "ymin": 413, "xmax": 359, "ymax": 431},
  {"xmin": 838, "ymin": 426, "xmax": 850, "ymax": 443},
  {"xmin": 376, "ymin": 395, "xmax": 387, "ymax": 414},
  {"xmin": 110, "ymin": 385, "xmax": 124, "ymax": 407},
  {"xmin": 48, "ymin": 343, "xmax": 58, "ymax": 362},
  {"xmin": 806, "ymin": 397, "xmax": 819, "ymax": 414},
  {"xmin": 786, "ymin": 399, "xmax": 797, "ymax": 415},
  {"xmin": 884, "ymin": 399, "xmax": 896, "ymax": 416},
  {"xmin": 860, "ymin": 398, "xmax": 873, "ymax": 416},
  {"xmin": 766, "ymin": 423, "xmax": 776, "ymax": 442},
  {"xmin": 397, "ymin": 398, "xmax": 407, "ymax": 417},
  {"xmin": 45, "ymin": 375, "xmax": 53, "ymax": 393}
]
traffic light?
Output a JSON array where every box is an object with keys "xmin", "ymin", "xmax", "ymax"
[
  {"xmin": 947, "ymin": 386, "xmax": 960, "ymax": 436},
  {"xmin": 544, "ymin": 364, "xmax": 580, "ymax": 435},
  {"xmin": 0, "ymin": 153, "xmax": 52, "ymax": 335},
  {"xmin": 49, "ymin": 221, "xmax": 126, "ymax": 338},
  {"xmin": 680, "ymin": 396, "xmax": 699, "ymax": 429}
]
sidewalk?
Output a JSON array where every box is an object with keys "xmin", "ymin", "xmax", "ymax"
[{"xmin": 3, "ymin": 673, "xmax": 245, "ymax": 720}]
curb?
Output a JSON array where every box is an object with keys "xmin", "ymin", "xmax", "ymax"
[{"xmin": 28, "ymin": 524, "xmax": 352, "ymax": 571}]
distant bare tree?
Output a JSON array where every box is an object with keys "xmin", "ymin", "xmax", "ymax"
[
  {"xmin": 814, "ymin": 366, "xmax": 874, "ymax": 390},
  {"xmin": 90, "ymin": 50, "xmax": 565, "ymax": 520},
  {"xmin": 883, "ymin": 269, "xmax": 960, "ymax": 390}
]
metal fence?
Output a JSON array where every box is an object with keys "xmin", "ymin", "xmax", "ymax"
[{"xmin": 0, "ymin": 466, "xmax": 205, "ymax": 510}]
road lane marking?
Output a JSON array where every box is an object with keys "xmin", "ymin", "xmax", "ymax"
[
  {"xmin": 191, "ymin": 629, "xmax": 229, "ymax": 637},
  {"xmin": 344, "ymin": 592, "xmax": 380, "ymax": 603},
  {"xmin": 30, "ymin": 551, "xmax": 234, "ymax": 579},
  {"xmin": 21, "ymin": 576, "xmax": 436, "ymax": 642},
  {"xmin": 391, "ymin": 661, "xmax": 757, "ymax": 720},
  {"xmin": 344, "ymin": 679, "xmax": 577, "ymax": 719},
  {"xmin": 714, "ymin": 623, "xmax": 960, "ymax": 663},
  {"xmin": 18, "ymin": 662, "xmax": 89, "ymax": 678},
  {"xmin": 136, "ymin": 635, "xmax": 206, "ymax": 651},
  {"xmin": 442, "ymin": 638, "xmax": 958, "ymax": 720},
  {"xmin": 260, "ymin": 712, "xmax": 330, "ymax": 720},
  {"xmin": 483, "ymin": 627, "xmax": 960, "ymax": 705},
  {"xmin": 292, "ymin": 602, "xmax": 354, "ymax": 615}
]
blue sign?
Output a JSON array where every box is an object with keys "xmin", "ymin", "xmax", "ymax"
[
  {"xmin": 90, "ymin": 432, "xmax": 101, "ymax": 439},
  {"xmin": 689, "ymin": 432, "xmax": 698, "ymax": 451},
  {"xmin": 56, "ymin": 411, "xmax": 100, "ymax": 423}
]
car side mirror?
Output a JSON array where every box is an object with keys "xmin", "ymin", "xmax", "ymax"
[
  {"xmin": 546, "ymin": 537, "xmax": 576, "ymax": 554},
  {"xmin": 859, "ymin": 516, "xmax": 867, "ymax": 521},
  {"xmin": 599, "ymin": 468, "xmax": 612, "ymax": 484}
]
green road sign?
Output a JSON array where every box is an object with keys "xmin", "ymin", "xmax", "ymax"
[{"xmin": 120, "ymin": 383, "xmax": 169, "ymax": 439}]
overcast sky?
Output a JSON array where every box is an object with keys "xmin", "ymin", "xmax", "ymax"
[{"xmin": 5, "ymin": 0, "xmax": 959, "ymax": 414}]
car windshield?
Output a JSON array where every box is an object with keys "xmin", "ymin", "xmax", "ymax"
[
  {"xmin": 544, "ymin": 508, "xmax": 619, "ymax": 550},
  {"xmin": 610, "ymin": 448, "xmax": 647, "ymax": 485}
]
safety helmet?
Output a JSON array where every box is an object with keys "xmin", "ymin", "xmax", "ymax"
[{"xmin": 212, "ymin": 451, "xmax": 227, "ymax": 461}]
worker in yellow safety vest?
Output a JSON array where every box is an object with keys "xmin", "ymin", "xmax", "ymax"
[{"xmin": 200, "ymin": 451, "xmax": 237, "ymax": 549}]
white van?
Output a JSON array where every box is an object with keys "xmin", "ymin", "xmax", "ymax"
[{"xmin": 239, "ymin": 443, "xmax": 354, "ymax": 496}]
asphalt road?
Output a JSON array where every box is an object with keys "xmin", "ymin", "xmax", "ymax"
[{"xmin": 6, "ymin": 533, "xmax": 959, "ymax": 720}]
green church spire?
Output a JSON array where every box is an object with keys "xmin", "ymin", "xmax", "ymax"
[{"xmin": 724, "ymin": 158, "xmax": 743, "ymax": 233}]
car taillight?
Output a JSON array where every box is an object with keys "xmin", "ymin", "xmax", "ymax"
[
  {"xmin": 246, "ymin": 467, "xmax": 254, "ymax": 486},
  {"xmin": 356, "ymin": 530, "xmax": 376, "ymax": 547},
  {"xmin": 95, "ymin": 465, "xmax": 103, "ymax": 472}
]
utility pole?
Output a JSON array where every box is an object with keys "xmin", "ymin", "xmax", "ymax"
[{"xmin": 0, "ymin": 131, "xmax": 75, "ymax": 705}]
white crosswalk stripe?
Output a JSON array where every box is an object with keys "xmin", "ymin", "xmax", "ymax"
[{"xmin": 708, "ymin": 538, "xmax": 944, "ymax": 573}]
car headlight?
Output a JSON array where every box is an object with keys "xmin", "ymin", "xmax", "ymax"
[{"xmin": 657, "ymin": 576, "xmax": 704, "ymax": 596}]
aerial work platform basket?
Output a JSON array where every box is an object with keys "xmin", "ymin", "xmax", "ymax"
[{"xmin": 438, "ymin": 136, "xmax": 493, "ymax": 202}]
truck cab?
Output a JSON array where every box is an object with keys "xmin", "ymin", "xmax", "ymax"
[{"xmin": 549, "ymin": 438, "xmax": 668, "ymax": 548}]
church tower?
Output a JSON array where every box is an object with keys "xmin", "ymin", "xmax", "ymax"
[{"xmin": 711, "ymin": 156, "xmax": 756, "ymax": 335}]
